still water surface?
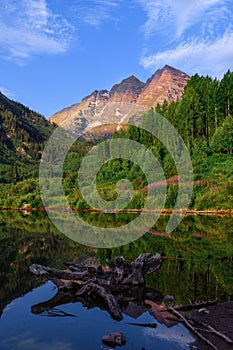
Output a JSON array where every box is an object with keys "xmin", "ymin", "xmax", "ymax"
[{"xmin": 0, "ymin": 211, "xmax": 232, "ymax": 349}]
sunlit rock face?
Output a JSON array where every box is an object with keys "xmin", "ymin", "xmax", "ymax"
[
  {"xmin": 49, "ymin": 65, "xmax": 189, "ymax": 138},
  {"xmin": 137, "ymin": 65, "xmax": 190, "ymax": 107}
]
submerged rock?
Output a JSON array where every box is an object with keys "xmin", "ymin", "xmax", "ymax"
[
  {"xmin": 102, "ymin": 332, "xmax": 126, "ymax": 347},
  {"xmin": 163, "ymin": 295, "xmax": 174, "ymax": 302}
]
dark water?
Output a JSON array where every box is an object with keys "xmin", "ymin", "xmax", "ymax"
[{"xmin": 0, "ymin": 211, "xmax": 232, "ymax": 349}]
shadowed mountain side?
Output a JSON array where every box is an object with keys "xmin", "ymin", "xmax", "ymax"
[{"xmin": 0, "ymin": 92, "xmax": 54, "ymax": 164}]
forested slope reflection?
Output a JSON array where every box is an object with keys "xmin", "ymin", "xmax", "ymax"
[
  {"xmin": 0, "ymin": 211, "xmax": 94, "ymax": 317},
  {"xmin": 0, "ymin": 211, "xmax": 232, "ymax": 318}
]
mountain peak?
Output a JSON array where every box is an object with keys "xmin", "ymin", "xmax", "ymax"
[
  {"xmin": 162, "ymin": 64, "xmax": 190, "ymax": 76},
  {"xmin": 121, "ymin": 74, "xmax": 143, "ymax": 83},
  {"xmin": 49, "ymin": 65, "xmax": 190, "ymax": 135},
  {"xmin": 137, "ymin": 65, "xmax": 189, "ymax": 107},
  {"xmin": 163, "ymin": 64, "xmax": 178, "ymax": 71},
  {"xmin": 109, "ymin": 75, "xmax": 145, "ymax": 102}
]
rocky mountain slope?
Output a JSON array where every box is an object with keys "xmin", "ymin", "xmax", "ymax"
[
  {"xmin": 137, "ymin": 65, "xmax": 189, "ymax": 107},
  {"xmin": 50, "ymin": 65, "xmax": 189, "ymax": 137}
]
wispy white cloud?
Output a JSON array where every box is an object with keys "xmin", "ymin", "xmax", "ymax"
[
  {"xmin": 0, "ymin": 0, "xmax": 123, "ymax": 64},
  {"xmin": 141, "ymin": 31, "xmax": 233, "ymax": 78},
  {"xmin": 0, "ymin": 0, "xmax": 76, "ymax": 64},
  {"xmin": 24, "ymin": 0, "xmax": 50, "ymax": 29},
  {"xmin": 0, "ymin": 332, "xmax": 74, "ymax": 350},
  {"xmin": 144, "ymin": 324, "xmax": 194, "ymax": 348},
  {"xmin": 135, "ymin": 0, "xmax": 172, "ymax": 38},
  {"xmin": 137, "ymin": 0, "xmax": 233, "ymax": 77},
  {"xmin": 0, "ymin": 86, "xmax": 15, "ymax": 98},
  {"xmin": 136, "ymin": 0, "xmax": 230, "ymax": 38},
  {"xmin": 72, "ymin": 0, "xmax": 121, "ymax": 27}
]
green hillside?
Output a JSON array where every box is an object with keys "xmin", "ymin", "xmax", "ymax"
[
  {"xmin": 0, "ymin": 70, "xmax": 232, "ymax": 210},
  {"xmin": 0, "ymin": 92, "xmax": 55, "ymax": 182}
]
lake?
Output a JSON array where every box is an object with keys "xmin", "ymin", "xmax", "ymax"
[{"xmin": 0, "ymin": 210, "xmax": 232, "ymax": 349}]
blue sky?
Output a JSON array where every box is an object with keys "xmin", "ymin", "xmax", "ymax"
[{"xmin": 1, "ymin": 0, "xmax": 233, "ymax": 117}]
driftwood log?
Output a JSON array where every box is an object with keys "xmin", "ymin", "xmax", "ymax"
[
  {"xmin": 30, "ymin": 254, "xmax": 230, "ymax": 350},
  {"xmin": 30, "ymin": 253, "xmax": 163, "ymax": 320}
]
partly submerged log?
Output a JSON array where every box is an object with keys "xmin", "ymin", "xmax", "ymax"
[
  {"xmin": 31, "ymin": 285, "xmax": 162, "ymax": 321},
  {"xmin": 30, "ymin": 254, "xmax": 230, "ymax": 350},
  {"xmin": 30, "ymin": 253, "xmax": 163, "ymax": 320},
  {"xmin": 76, "ymin": 282, "xmax": 122, "ymax": 320},
  {"xmin": 30, "ymin": 253, "xmax": 162, "ymax": 289}
]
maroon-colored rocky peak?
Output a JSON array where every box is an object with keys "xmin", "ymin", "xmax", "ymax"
[
  {"xmin": 137, "ymin": 65, "xmax": 190, "ymax": 107},
  {"xmin": 109, "ymin": 75, "xmax": 145, "ymax": 103},
  {"xmin": 49, "ymin": 65, "xmax": 190, "ymax": 136}
]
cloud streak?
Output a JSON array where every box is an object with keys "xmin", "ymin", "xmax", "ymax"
[
  {"xmin": 0, "ymin": 86, "xmax": 15, "ymax": 98},
  {"xmin": 144, "ymin": 324, "xmax": 194, "ymax": 348},
  {"xmin": 137, "ymin": 0, "xmax": 233, "ymax": 77},
  {"xmin": 141, "ymin": 32, "xmax": 233, "ymax": 78},
  {"xmin": 136, "ymin": 0, "xmax": 231, "ymax": 38},
  {"xmin": 0, "ymin": 0, "xmax": 76, "ymax": 63},
  {"xmin": 72, "ymin": 0, "xmax": 121, "ymax": 27}
]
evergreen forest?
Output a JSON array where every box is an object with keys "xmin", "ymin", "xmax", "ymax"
[{"xmin": 0, "ymin": 71, "xmax": 232, "ymax": 211}]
